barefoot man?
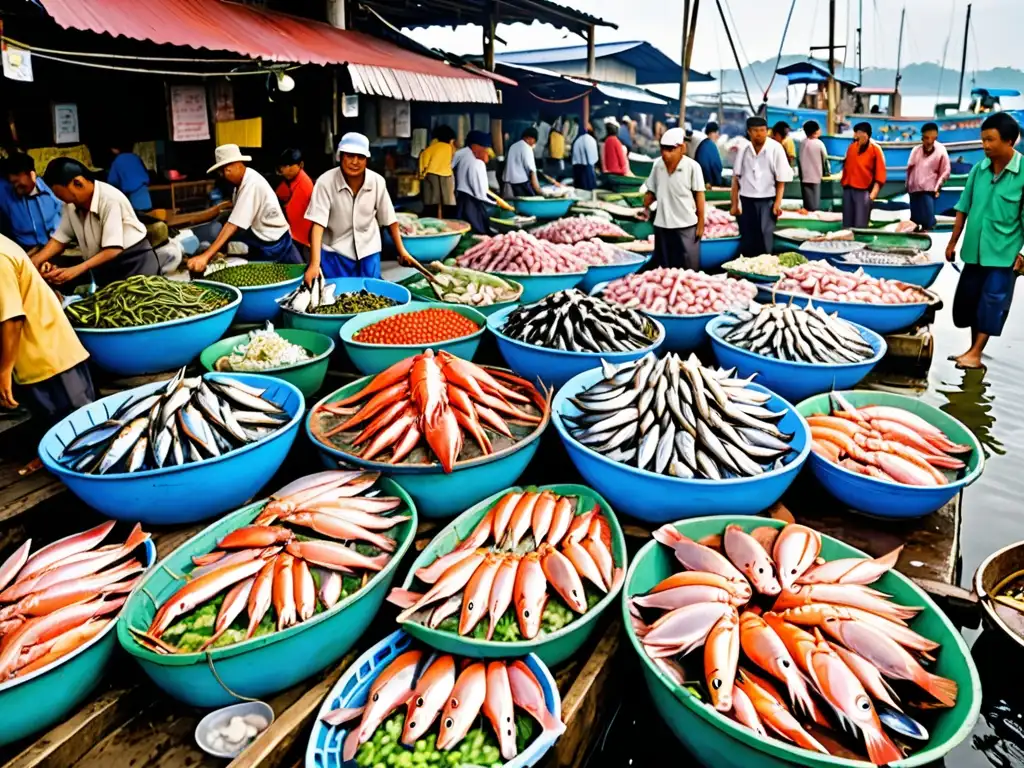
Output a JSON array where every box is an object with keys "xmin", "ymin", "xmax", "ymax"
[{"xmin": 945, "ymin": 112, "xmax": 1024, "ymax": 370}]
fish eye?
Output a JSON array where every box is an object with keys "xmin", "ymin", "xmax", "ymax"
[
  {"xmin": 451, "ymin": 697, "xmax": 460, "ymax": 708},
  {"xmin": 781, "ymin": 659, "xmax": 790, "ymax": 668},
  {"xmin": 445, "ymin": 718, "xmax": 454, "ymax": 728},
  {"xmin": 409, "ymin": 721, "xmax": 416, "ymax": 728},
  {"xmin": 712, "ymin": 678, "xmax": 722, "ymax": 690},
  {"xmin": 857, "ymin": 695, "xmax": 871, "ymax": 711},
  {"xmin": 524, "ymin": 610, "xmax": 530, "ymax": 618},
  {"xmin": 416, "ymin": 697, "xmax": 424, "ymax": 707},
  {"xmin": 825, "ymin": 616, "xmax": 837, "ymax": 623},
  {"xmin": 758, "ymin": 567, "xmax": 764, "ymax": 573},
  {"xmin": 790, "ymin": 568, "xmax": 797, "ymax": 574},
  {"xmin": 467, "ymin": 601, "xmax": 474, "ymax": 610},
  {"xmin": 372, "ymin": 693, "xmax": 379, "ymax": 702}
]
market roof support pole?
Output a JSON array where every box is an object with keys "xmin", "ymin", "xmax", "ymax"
[
  {"xmin": 582, "ymin": 23, "xmax": 595, "ymax": 127},
  {"xmin": 484, "ymin": 6, "xmax": 504, "ymax": 156},
  {"xmin": 678, "ymin": 0, "xmax": 690, "ymax": 125},
  {"xmin": 826, "ymin": 0, "xmax": 836, "ymax": 135},
  {"xmin": 957, "ymin": 3, "xmax": 972, "ymax": 110},
  {"xmin": 680, "ymin": 0, "xmax": 699, "ymax": 127}
]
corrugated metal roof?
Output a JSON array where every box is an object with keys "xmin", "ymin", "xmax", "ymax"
[
  {"xmin": 357, "ymin": 0, "xmax": 615, "ymax": 34},
  {"xmin": 497, "ymin": 61, "xmax": 667, "ymax": 106},
  {"xmin": 496, "ymin": 41, "xmax": 713, "ymax": 85},
  {"xmin": 36, "ymin": 0, "xmax": 498, "ymax": 102},
  {"xmin": 776, "ymin": 59, "xmax": 858, "ymax": 88}
]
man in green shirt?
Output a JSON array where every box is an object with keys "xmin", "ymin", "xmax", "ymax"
[{"xmin": 945, "ymin": 113, "xmax": 1024, "ymax": 370}]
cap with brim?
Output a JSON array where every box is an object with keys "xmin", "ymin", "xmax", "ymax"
[
  {"xmin": 660, "ymin": 127, "xmax": 686, "ymax": 148},
  {"xmin": 207, "ymin": 144, "xmax": 252, "ymax": 174},
  {"xmin": 337, "ymin": 132, "xmax": 372, "ymax": 158}
]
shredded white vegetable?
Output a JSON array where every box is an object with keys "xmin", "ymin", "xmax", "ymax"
[{"xmin": 226, "ymin": 322, "xmax": 311, "ymax": 371}]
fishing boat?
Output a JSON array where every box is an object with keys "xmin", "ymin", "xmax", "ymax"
[{"xmin": 975, "ymin": 540, "xmax": 1024, "ymax": 649}]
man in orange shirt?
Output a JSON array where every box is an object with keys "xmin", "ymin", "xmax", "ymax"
[
  {"xmin": 840, "ymin": 122, "xmax": 887, "ymax": 229},
  {"xmin": 275, "ymin": 148, "xmax": 314, "ymax": 260}
]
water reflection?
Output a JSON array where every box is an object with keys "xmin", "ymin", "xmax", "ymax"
[
  {"xmin": 966, "ymin": 632, "xmax": 1024, "ymax": 768},
  {"xmin": 934, "ymin": 368, "xmax": 1005, "ymax": 457}
]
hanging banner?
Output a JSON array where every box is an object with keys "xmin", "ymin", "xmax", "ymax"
[
  {"xmin": 169, "ymin": 84, "xmax": 211, "ymax": 142},
  {"xmin": 2, "ymin": 42, "xmax": 32, "ymax": 82}
]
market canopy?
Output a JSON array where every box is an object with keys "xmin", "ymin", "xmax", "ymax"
[
  {"xmin": 972, "ymin": 87, "xmax": 1021, "ymax": 98},
  {"xmin": 496, "ymin": 41, "xmax": 713, "ymax": 85},
  {"xmin": 356, "ymin": 0, "xmax": 616, "ymax": 36},
  {"xmin": 33, "ymin": 0, "xmax": 499, "ymax": 102},
  {"xmin": 496, "ymin": 61, "xmax": 668, "ymax": 107},
  {"xmin": 775, "ymin": 59, "xmax": 858, "ymax": 88}
]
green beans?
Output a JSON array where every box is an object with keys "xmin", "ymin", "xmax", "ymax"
[
  {"xmin": 206, "ymin": 263, "xmax": 301, "ymax": 287},
  {"xmin": 65, "ymin": 276, "xmax": 233, "ymax": 329},
  {"xmin": 312, "ymin": 290, "xmax": 398, "ymax": 315}
]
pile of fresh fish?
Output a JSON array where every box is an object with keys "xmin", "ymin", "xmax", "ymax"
[
  {"xmin": 631, "ymin": 521, "xmax": 956, "ymax": 765},
  {"xmin": 0, "ymin": 522, "xmax": 150, "ymax": 679},
  {"xmin": 717, "ymin": 302, "xmax": 876, "ymax": 364},
  {"xmin": 456, "ymin": 231, "xmax": 591, "ymax": 275},
  {"xmin": 602, "ymin": 269, "xmax": 757, "ymax": 316},
  {"xmin": 388, "ymin": 489, "xmax": 621, "ymax": 641},
  {"xmin": 424, "ymin": 263, "xmax": 522, "ymax": 307},
  {"xmin": 278, "ymin": 274, "xmax": 337, "ymax": 313},
  {"xmin": 323, "ymin": 649, "xmax": 563, "ymax": 763},
  {"xmin": 565, "ymin": 353, "xmax": 795, "ymax": 480},
  {"xmin": 775, "ymin": 262, "xmax": 931, "ymax": 304},
  {"xmin": 499, "ymin": 290, "xmax": 659, "ymax": 353},
  {"xmin": 129, "ymin": 471, "xmax": 406, "ymax": 654},
  {"xmin": 531, "ymin": 216, "xmax": 631, "ymax": 244},
  {"xmin": 776, "ymin": 228, "xmax": 854, "ymax": 243},
  {"xmin": 311, "ymin": 350, "xmax": 548, "ymax": 473},
  {"xmin": 56, "ymin": 369, "xmax": 290, "ymax": 474},
  {"xmin": 832, "ymin": 249, "xmax": 931, "ymax": 266},
  {"xmin": 810, "ymin": 393, "xmax": 971, "ymax": 486},
  {"xmin": 703, "ymin": 207, "xmax": 740, "ymax": 239}
]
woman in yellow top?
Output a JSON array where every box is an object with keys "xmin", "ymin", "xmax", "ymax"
[
  {"xmin": 419, "ymin": 125, "xmax": 457, "ymax": 218},
  {"xmin": 0, "ymin": 233, "xmax": 92, "ymax": 423}
]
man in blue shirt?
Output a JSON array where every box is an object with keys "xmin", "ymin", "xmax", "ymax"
[
  {"xmin": 693, "ymin": 122, "xmax": 724, "ymax": 187},
  {"xmin": 107, "ymin": 144, "xmax": 152, "ymax": 211},
  {"xmin": 0, "ymin": 154, "xmax": 62, "ymax": 255}
]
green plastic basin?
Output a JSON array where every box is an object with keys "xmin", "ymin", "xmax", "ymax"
[
  {"xmin": 399, "ymin": 484, "xmax": 627, "ymax": 667},
  {"xmin": 117, "ymin": 479, "xmax": 417, "ymax": 707},
  {"xmin": 623, "ymin": 515, "xmax": 982, "ymax": 767},
  {"xmin": 338, "ymin": 303, "xmax": 487, "ymax": 375},
  {"xmin": 199, "ymin": 328, "xmax": 335, "ymax": 399}
]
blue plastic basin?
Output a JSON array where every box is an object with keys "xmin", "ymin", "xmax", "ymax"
[
  {"xmin": 827, "ymin": 257, "xmax": 945, "ymax": 288},
  {"xmin": 796, "ymin": 390, "xmax": 985, "ymax": 518},
  {"xmin": 493, "ymin": 271, "xmax": 586, "ymax": 304},
  {"xmin": 280, "ymin": 277, "xmax": 411, "ymax": 337},
  {"xmin": 233, "ymin": 271, "xmax": 305, "ymax": 323},
  {"xmin": 307, "ymin": 374, "xmax": 549, "ymax": 519},
  {"xmin": 487, "ymin": 304, "xmax": 665, "ymax": 390},
  {"xmin": 118, "ymin": 483, "xmax": 415, "ymax": 707},
  {"xmin": 552, "ymin": 369, "xmax": 810, "ymax": 522},
  {"xmin": 402, "ymin": 231, "xmax": 465, "ymax": 263},
  {"xmin": 338, "ymin": 303, "xmax": 487, "ymax": 375},
  {"xmin": 305, "ymin": 630, "xmax": 564, "ymax": 768},
  {"xmin": 513, "ymin": 197, "xmax": 575, "ymax": 219},
  {"xmin": 756, "ymin": 285, "xmax": 934, "ymax": 334},
  {"xmin": 0, "ymin": 538, "xmax": 155, "ymax": 746},
  {"xmin": 38, "ymin": 374, "xmax": 304, "ymax": 524},
  {"xmin": 73, "ymin": 281, "xmax": 242, "ymax": 376},
  {"xmin": 700, "ymin": 236, "xmax": 742, "ymax": 269},
  {"xmin": 705, "ymin": 315, "xmax": 887, "ymax": 402},
  {"xmin": 578, "ymin": 254, "xmax": 649, "ymax": 293}
]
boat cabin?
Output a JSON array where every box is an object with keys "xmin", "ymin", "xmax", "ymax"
[
  {"xmin": 851, "ymin": 87, "xmax": 903, "ymax": 119},
  {"xmin": 935, "ymin": 87, "xmax": 1021, "ymax": 117}
]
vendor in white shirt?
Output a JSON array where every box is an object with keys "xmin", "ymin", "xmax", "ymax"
[
  {"xmin": 639, "ymin": 127, "xmax": 706, "ymax": 270},
  {"xmin": 730, "ymin": 116, "xmax": 793, "ymax": 257},
  {"xmin": 453, "ymin": 130, "xmax": 494, "ymax": 235},
  {"xmin": 502, "ymin": 127, "xmax": 542, "ymax": 198},
  {"xmin": 187, "ymin": 144, "xmax": 303, "ymax": 273},
  {"xmin": 303, "ymin": 133, "xmax": 412, "ymax": 282}
]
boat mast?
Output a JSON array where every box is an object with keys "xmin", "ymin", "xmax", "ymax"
[
  {"xmin": 857, "ymin": 0, "xmax": 863, "ymax": 84},
  {"xmin": 680, "ymin": 0, "xmax": 691, "ymax": 125},
  {"xmin": 827, "ymin": 0, "xmax": 837, "ymax": 134},
  {"xmin": 894, "ymin": 6, "xmax": 906, "ymax": 94},
  {"xmin": 957, "ymin": 3, "xmax": 972, "ymax": 110}
]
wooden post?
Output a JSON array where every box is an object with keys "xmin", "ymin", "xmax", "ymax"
[
  {"xmin": 826, "ymin": 0, "xmax": 837, "ymax": 134},
  {"xmin": 680, "ymin": 0, "xmax": 700, "ymax": 126},
  {"xmin": 957, "ymin": 4, "xmax": 972, "ymax": 110},
  {"xmin": 484, "ymin": 6, "xmax": 503, "ymax": 156},
  {"xmin": 679, "ymin": 0, "xmax": 690, "ymax": 125},
  {"xmin": 584, "ymin": 23, "xmax": 595, "ymax": 128}
]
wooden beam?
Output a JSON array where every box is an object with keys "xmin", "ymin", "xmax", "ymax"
[{"xmin": 586, "ymin": 24, "xmax": 596, "ymax": 77}]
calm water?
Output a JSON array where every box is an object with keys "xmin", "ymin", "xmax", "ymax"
[{"xmin": 590, "ymin": 231, "xmax": 1024, "ymax": 768}]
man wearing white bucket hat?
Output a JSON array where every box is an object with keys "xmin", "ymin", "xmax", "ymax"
[
  {"xmin": 187, "ymin": 144, "xmax": 303, "ymax": 274},
  {"xmin": 304, "ymin": 132, "xmax": 411, "ymax": 282}
]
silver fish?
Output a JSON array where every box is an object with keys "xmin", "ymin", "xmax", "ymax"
[
  {"xmin": 126, "ymin": 436, "xmax": 148, "ymax": 472},
  {"xmin": 64, "ymin": 419, "xmax": 123, "ymax": 454},
  {"xmin": 97, "ymin": 418, "xmax": 148, "ymax": 474},
  {"xmin": 210, "ymin": 380, "xmax": 281, "ymax": 413},
  {"xmin": 113, "ymin": 393, "xmax": 161, "ymax": 423}
]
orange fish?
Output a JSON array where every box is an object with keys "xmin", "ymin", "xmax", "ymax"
[
  {"xmin": 459, "ymin": 553, "xmax": 501, "ymax": 636},
  {"xmin": 513, "ymin": 552, "xmax": 548, "ymax": 639},
  {"xmin": 273, "ymin": 553, "xmax": 297, "ymax": 630},
  {"xmin": 292, "ymin": 558, "xmax": 316, "ymax": 622},
  {"xmin": 397, "ymin": 550, "xmax": 487, "ymax": 623},
  {"xmin": 483, "ymin": 661, "xmax": 518, "ymax": 760},
  {"xmin": 545, "ymin": 496, "xmax": 575, "ymax": 547},
  {"xmin": 504, "ymin": 492, "xmax": 539, "ymax": 549},
  {"xmin": 772, "ymin": 524, "xmax": 821, "ymax": 590},
  {"xmin": 643, "ymin": 570, "xmax": 751, "ymax": 605},
  {"xmin": 437, "ymin": 662, "xmax": 487, "ymax": 750},
  {"xmin": 734, "ymin": 671, "xmax": 829, "ymax": 755},
  {"xmin": 772, "ymin": 583, "xmax": 921, "ymax": 623},
  {"xmin": 490, "ymin": 492, "xmax": 524, "ymax": 544},
  {"xmin": 415, "ymin": 547, "xmax": 479, "ymax": 585},
  {"xmin": 454, "ymin": 508, "xmax": 496, "ymax": 553},
  {"xmin": 705, "ymin": 609, "xmax": 740, "ymax": 712},
  {"xmin": 582, "ymin": 517, "xmax": 614, "ymax": 589},
  {"xmin": 486, "ymin": 554, "xmax": 520, "ymax": 640},
  {"xmin": 530, "ymin": 492, "xmax": 557, "ymax": 546},
  {"xmin": 730, "ymin": 684, "xmax": 766, "ymax": 737},
  {"xmin": 402, "ymin": 654, "xmax": 456, "ymax": 745},
  {"xmin": 246, "ymin": 558, "xmax": 276, "ymax": 638},
  {"xmin": 539, "ymin": 544, "xmax": 588, "ymax": 614}
]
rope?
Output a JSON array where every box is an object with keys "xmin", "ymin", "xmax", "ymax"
[
  {"xmin": 206, "ymin": 652, "xmax": 261, "ymax": 702},
  {"xmin": 760, "ymin": 0, "xmax": 799, "ymax": 105},
  {"xmin": 528, "ymin": 88, "xmax": 593, "ymax": 104},
  {"xmin": 714, "ymin": 0, "xmax": 756, "ymax": 113}
]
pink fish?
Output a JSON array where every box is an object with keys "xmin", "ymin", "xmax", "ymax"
[
  {"xmin": 872, "ymin": 452, "xmax": 942, "ymax": 486},
  {"xmin": 797, "ymin": 546, "xmax": 902, "ymax": 585},
  {"xmin": 563, "ymin": 538, "xmax": 606, "ymax": 593},
  {"xmin": 415, "ymin": 547, "xmax": 479, "ymax": 585},
  {"xmin": 200, "ymin": 576, "xmax": 254, "ymax": 651},
  {"xmin": 459, "ymin": 553, "xmax": 501, "ymax": 636},
  {"xmin": 652, "ymin": 525, "xmax": 747, "ymax": 584},
  {"xmin": 0, "ymin": 540, "xmax": 32, "ymax": 594},
  {"xmin": 730, "ymin": 684, "xmax": 766, "ymax": 737},
  {"xmin": 513, "ymin": 552, "xmax": 548, "ymax": 639},
  {"xmin": 504, "ymin": 492, "xmax": 539, "ymax": 549},
  {"xmin": 632, "ymin": 583, "xmax": 734, "ymax": 612},
  {"xmin": 546, "ymin": 496, "xmax": 575, "ymax": 547},
  {"xmin": 316, "ymin": 567, "xmax": 343, "ymax": 610},
  {"xmin": 582, "ymin": 517, "xmax": 614, "ymax": 590},
  {"xmin": 507, "ymin": 660, "xmax": 563, "ymax": 732},
  {"xmin": 539, "ymin": 545, "xmax": 588, "ymax": 614},
  {"xmin": 454, "ymin": 508, "xmax": 495, "ymax": 553},
  {"xmin": 639, "ymin": 602, "xmax": 733, "ymax": 656},
  {"xmin": 402, "ymin": 654, "xmax": 456, "ymax": 745},
  {"xmin": 285, "ymin": 511, "xmax": 396, "ymax": 553},
  {"xmin": 397, "ymin": 550, "xmax": 487, "ymax": 623},
  {"xmin": 487, "ymin": 554, "xmax": 519, "ymax": 640},
  {"xmin": 246, "ymin": 558, "xmax": 276, "ymax": 638},
  {"xmin": 723, "ymin": 524, "xmax": 781, "ymax": 596},
  {"xmin": 704, "ymin": 609, "xmax": 740, "ymax": 712},
  {"xmin": 827, "ymin": 641, "xmax": 902, "ymax": 712},
  {"xmin": 286, "ymin": 540, "xmax": 389, "ymax": 573},
  {"xmin": 273, "ymin": 553, "xmax": 297, "ymax": 630},
  {"xmin": 490, "ymin": 492, "xmax": 524, "ymax": 544},
  {"xmin": 530, "ymin": 492, "xmax": 556, "ymax": 546},
  {"xmin": 17, "ymin": 521, "xmax": 115, "ymax": 582},
  {"xmin": 437, "ymin": 662, "xmax": 487, "ymax": 750},
  {"xmin": 292, "ymin": 558, "xmax": 316, "ymax": 621},
  {"xmin": 773, "ymin": 583, "xmax": 921, "ymax": 623},
  {"xmin": 772, "ymin": 524, "xmax": 820, "ymax": 590},
  {"xmin": 483, "ymin": 662, "xmax": 518, "ymax": 760}
]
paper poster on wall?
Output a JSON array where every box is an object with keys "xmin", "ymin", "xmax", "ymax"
[
  {"xmin": 394, "ymin": 101, "xmax": 411, "ymax": 139},
  {"xmin": 212, "ymin": 82, "xmax": 235, "ymax": 123},
  {"xmin": 2, "ymin": 43, "xmax": 32, "ymax": 82},
  {"xmin": 170, "ymin": 84, "xmax": 211, "ymax": 142},
  {"xmin": 53, "ymin": 103, "xmax": 79, "ymax": 144},
  {"xmin": 342, "ymin": 94, "xmax": 359, "ymax": 118}
]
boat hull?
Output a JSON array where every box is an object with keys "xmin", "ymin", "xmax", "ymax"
[{"xmin": 767, "ymin": 104, "xmax": 995, "ymax": 143}]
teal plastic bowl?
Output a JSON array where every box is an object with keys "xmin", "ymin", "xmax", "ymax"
[
  {"xmin": 491, "ymin": 271, "xmax": 586, "ymax": 304},
  {"xmin": 623, "ymin": 515, "xmax": 982, "ymax": 768},
  {"xmin": 398, "ymin": 484, "xmax": 626, "ymax": 667},
  {"xmin": 0, "ymin": 538, "xmax": 155, "ymax": 746},
  {"xmin": 578, "ymin": 253, "xmax": 649, "ymax": 293},
  {"xmin": 700, "ymin": 236, "xmax": 742, "ymax": 269},
  {"xmin": 199, "ymin": 328, "xmax": 335, "ymax": 399},
  {"xmin": 117, "ymin": 480, "xmax": 416, "ymax": 707},
  {"xmin": 306, "ymin": 372, "xmax": 550, "ymax": 518},
  {"xmin": 209, "ymin": 265, "xmax": 305, "ymax": 324},
  {"xmin": 338, "ymin": 303, "xmax": 487, "ymax": 375},
  {"xmin": 280, "ymin": 277, "xmax": 411, "ymax": 337},
  {"xmin": 513, "ymin": 197, "xmax": 575, "ymax": 219},
  {"xmin": 403, "ymin": 228, "xmax": 469, "ymax": 263}
]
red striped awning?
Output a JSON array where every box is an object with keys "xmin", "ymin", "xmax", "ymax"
[{"xmin": 36, "ymin": 0, "xmax": 499, "ymax": 102}]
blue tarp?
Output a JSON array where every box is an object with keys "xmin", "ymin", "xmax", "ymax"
[
  {"xmin": 496, "ymin": 41, "xmax": 713, "ymax": 85},
  {"xmin": 972, "ymin": 87, "xmax": 1021, "ymax": 98},
  {"xmin": 775, "ymin": 59, "xmax": 858, "ymax": 88}
]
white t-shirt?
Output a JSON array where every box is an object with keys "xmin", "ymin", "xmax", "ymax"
[
  {"xmin": 646, "ymin": 156, "xmax": 706, "ymax": 229},
  {"xmin": 733, "ymin": 139, "xmax": 794, "ymax": 198},
  {"xmin": 453, "ymin": 149, "xmax": 489, "ymax": 202},
  {"xmin": 503, "ymin": 140, "xmax": 537, "ymax": 184},
  {"xmin": 228, "ymin": 167, "xmax": 290, "ymax": 243},
  {"xmin": 304, "ymin": 168, "xmax": 397, "ymax": 261},
  {"xmin": 53, "ymin": 180, "xmax": 146, "ymax": 259}
]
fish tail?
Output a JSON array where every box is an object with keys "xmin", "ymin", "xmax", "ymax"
[
  {"xmin": 652, "ymin": 524, "xmax": 685, "ymax": 547},
  {"xmin": 341, "ymin": 723, "xmax": 363, "ymax": 761},
  {"xmin": 863, "ymin": 724, "xmax": 904, "ymax": 765},
  {"xmin": 918, "ymin": 669, "xmax": 958, "ymax": 707},
  {"xmin": 386, "ymin": 588, "xmax": 423, "ymax": 609},
  {"xmin": 323, "ymin": 705, "xmax": 364, "ymax": 727}
]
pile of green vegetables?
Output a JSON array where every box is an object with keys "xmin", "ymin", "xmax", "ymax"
[
  {"xmin": 777, "ymin": 251, "xmax": 808, "ymax": 268},
  {"xmin": 206, "ymin": 263, "xmax": 302, "ymax": 288},
  {"xmin": 65, "ymin": 275, "xmax": 233, "ymax": 329},
  {"xmin": 312, "ymin": 290, "xmax": 398, "ymax": 315},
  {"xmin": 355, "ymin": 711, "xmax": 537, "ymax": 768},
  {"xmin": 437, "ymin": 591, "xmax": 601, "ymax": 642}
]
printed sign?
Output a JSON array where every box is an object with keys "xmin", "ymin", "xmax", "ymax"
[
  {"xmin": 170, "ymin": 84, "xmax": 211, "ymax": 142},
  {"xmin": 53, "ymin": 103, "xmax": 79, "ymax": 144}
]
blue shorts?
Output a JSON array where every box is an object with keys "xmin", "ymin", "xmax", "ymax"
[
  {"xmin": 952, "ymin": 263, "xmax": 1018, "ymax": 336},
  {"xmin": 320, "ymin": 250, "xmax": 381, "ymax": 279}
]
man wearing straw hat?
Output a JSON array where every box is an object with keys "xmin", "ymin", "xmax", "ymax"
[
  {"xmin": 187, "ymin": 144, "xmax": 303, "ymax": 274},
  {"xmin": 304, "ymin": 132, "xmax": 412, "ymax": 282}
]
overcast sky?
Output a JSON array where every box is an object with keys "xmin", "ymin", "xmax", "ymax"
[{"xmin": 407, "ymin": 0, "xmax": 1020, "ymax": 77}]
